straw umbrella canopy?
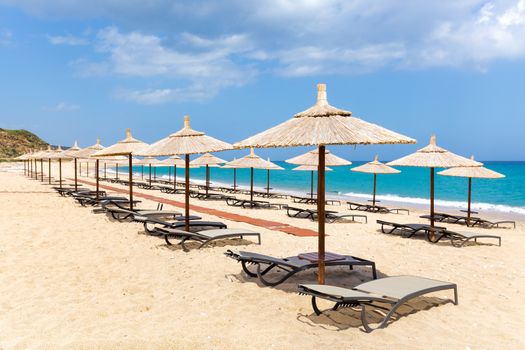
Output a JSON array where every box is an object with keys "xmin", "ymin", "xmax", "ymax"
[
  {"xmin": 292, "ymin": 165, "xmax": 333, "ymax": 199},
  {"xmin": 159, "ymin": 155, "xmax": 185, "ymax": 188},
  {"xmin": 286, "ymin": 148, "xmax": 351, "ymax": 199},
  {"xmin": 91, "ymin": 129, "xmax": 149, "ymax": 210},
  {"xmin": 388, "ymin": 135, "xmax": 481, "ymax": 228},
  {"xmin": 139, "ymin": 115, "xmax": 233, "ymax": 231},
  {"xmin": 351, "ymin": 154, "xmax": 400, "ymax": 207},
  {"xmin": 438, "ymin": 155, "xmax": 504, "ymax": 224},
  {"xmin": 225, "ymin": 148, "xmax": 280, "ymax": 201},
  {"xmin": 190, "ymin": 153, "xmax": 227, "ymax": 194},
  {"xmin": 236, "ymin": 83, "xmax": 415, "ymax": 284}
]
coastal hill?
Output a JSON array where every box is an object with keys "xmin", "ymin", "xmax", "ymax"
[{"xmin": 0, "ymin": 128, "xmax": 48, "ymax": 160}]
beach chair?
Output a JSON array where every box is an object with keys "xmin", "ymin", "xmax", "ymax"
[
  {"xmin": 225, "ymin": 198, "xmax": 275, "ymax": 209},
  {"xmin": 376, "ymin": 220, "xmax": 445, "ymax": 238},
  {"xmin": 133, "ymin": 215, "xmax": 227, "ymax": 234},
  {"xmin": 421, "ymin": 213, "xmax": 515, "ymax": 229},
  {"xmin": 287, "ymin": 207, "xmax": 367, "ymax": 223},
  {"xmin": 149, "ymin": 227, "xmax": 260, "ymax": 249},
  {"xmin": 190, "ymin": 191, "xmax": 234, "ymax": 201},
  {"xmin": 427, "ymin": 228, "xmax": 501, "ymax": 247},
  {"xmin": 104, "ymin": 203, "xmax": 181, "ymax": 222},
  {"xmin": 225, "ymin": 250, "xmax": 376, "ymax": 286},
  {"xmin": 298, "ymin": 275, "xmax": 458, "ymax": 332},
  {"xmin": 347, "ymin": 201, "xmax": 409, "ymax": 214}
]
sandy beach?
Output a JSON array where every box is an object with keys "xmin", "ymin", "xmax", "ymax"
[{"xmin": 1, "ymin": 162, "xmax": 524, "ymax": 349}]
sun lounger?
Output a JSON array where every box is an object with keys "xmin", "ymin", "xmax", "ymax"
[
  {"xmin": 421, "ymin": 213, "xmax": 515, "ymax": 229},
  {"xmin": 225, "ymin": 198, "xmax": 277, "ymax": 209},
  {"xmin": 189, "ymin": 191, "xmax": 235, "ymax": 201},
  {"xmin": 292, "ymin": 195, "xmax": 341, "ymax": 205},
  {"xmin": 147, "ymin": 227, "xmax": 260, "ymax": 249},
  {"xmin": 287, "ymin": 207, "xmax": 367, "ymax": 223},
  {"xmin": 225, "ymin": 250, "xmax": 377, "ymax": 286},
  {"xmin": 159, "ymin": 186, "xmax": 185, "ymax": 194},
  {"xmin": 298, "ymin": 275, "xmax": 458, "ymax": 332},
  {"xmin": 377, "ymin": 220, "xmax": 446, "ymax": 238},
  {"xmin": 133, "ymin": 215, "xmax": 227, "ymax": 234},
  {"xmin": 347, "ymin": 201, "xmax": 409, "ymax": 214},
  {"xmin": 427, "ymin": 228, "xmax": 501, "ymax": 247},
  {"xmin": 104, "ymin": 207, "xmax": 181, "ymax": 222}
]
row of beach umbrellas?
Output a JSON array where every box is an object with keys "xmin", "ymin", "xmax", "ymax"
[{"xmin": 16, "ymin": 83, "xmax": 505, "ymax": 284}]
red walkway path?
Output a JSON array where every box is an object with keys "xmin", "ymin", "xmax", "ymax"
[{"xmin": 75, "ymin": 179, "xmax": 318, "ymax": 237}]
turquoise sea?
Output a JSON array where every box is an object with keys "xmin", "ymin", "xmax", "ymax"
[{"xmin": 110, "ymin": 161, "xmax": 525, "ymax": 216}]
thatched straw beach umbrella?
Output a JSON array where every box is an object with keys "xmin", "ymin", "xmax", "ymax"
[
  {"xmin": 438, "ymin": 155, "xmax": 504, "ymax": 224},
  {"xmin": 388, "ymin": 135, "xmax": 481, "ymax": 228},
  {"xmin": 72, "ymin": 138, "xmax": 105, "ymax": 196},
  {"xmin": 286, "ymin": 149, "xmax": 351, "ymax": 199},
  {"xmin": 293, "ymin": 165, "xmax": 333, "ymax": 198},
  {"xmin": 139, "ymin": 116, "xmax": 232, "ymax": 231},
  {"xmin": 92, "ymin": 129, "xmax": 148, "ymax": 210},
  {"xmin": 264, "ymin": 158, "xmax": 284, "ymax": 196},
  {"xmin": 190, "ymin": 153, "xmax": 227, "ymax": 194},
  {"xmin": 222, "ymin": 158, "xmax": 240, "ymax": 190},
  {"xmin": 135, "ymin": 157, "xmax": 164, "ymax": 184},
  {"xmin": 225, "ymin": 148, "xmax": 280, "ymax": 201},
  {"xmin": 58, "ymin": 141, "xmax": 82, "ymax": 190},
  {"xmin": 236, "ymin": 83, "xmax": 415, "ymax": 284},
  {"xmin": 158, "ymin": 155, "xmax": 185, "ymax": 188},
  {"xmin": 351, "ymin": 155, "xmax": 400, "ymax": 207}
]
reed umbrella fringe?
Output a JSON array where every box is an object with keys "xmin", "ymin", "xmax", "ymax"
[
  {"xmin": 190, "ymin": 153, "xmax": 227, "ymax": 194},
  {"xmin": 388, "ymin": 135, "xmax": 481, "ymax": 228},
  {"xmin": 438, "ymin": 155, "xmax": 504, "ymax": 224},
  {"xmin": 139, "ymin": 115, "xmax": 232, "ymax": 232},
  {"xmin": 236, "ymin": 83, "xmax": 415, "ymax": 284},
  {"xmin": 92, "ymin": 129, "xmax": 149, "ymax": 211},
  {"xmin": 351, "ymin": 154, "xmax": 400, "ymax": 206}
]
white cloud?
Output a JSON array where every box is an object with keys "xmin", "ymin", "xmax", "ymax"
[
  {"xmin": 47, "ymin": 34, "xmax": 88, "ymax": 46},
  {"xmin": 43, "ymin": 102, "xmax": 80, "ymax": 112},
  {"xmin": 75, "ymin": 27, "xmax": 257, "ymax": 103}
]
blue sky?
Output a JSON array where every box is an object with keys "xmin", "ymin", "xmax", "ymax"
[{"xmin": 0, "ymin": 0, "xmax": 524, "ymax": 160}]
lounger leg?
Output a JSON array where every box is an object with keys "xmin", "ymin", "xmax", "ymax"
[
  {"xmin": 371, "ymin": 262, "xmax": 377, "ymax": 279},
  {"xmin": 311, "ymin": 296, "xmax": 322, "ymax": 316},
  {"xmin": 453, "ymin": 285, "xmax": 459, "ymax": 305}
]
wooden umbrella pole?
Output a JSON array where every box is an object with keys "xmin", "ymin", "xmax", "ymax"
[
  {"xmin": 310, "ymin": 171, "xmax": 314, "ymax": 199},
  {"xmin": 87, "ymin": 162, "xmax": 89, "ymax": 177},
  {"xmin": 168, "ymin": 166, "xmax": 171, "ymax": 182},
  {"xmin": 173, "ymin": 165, "xmax": 177, "ymax": 190},
  {"xmin": 149, "ymin": 164, "xmax": 152, "ymax": 184},
  {"xmin": 79, "ymin": 162, "xmax": 82, "ymax": 178},
  {"xmin": 233, "ymin": 168, "xmax": 237, "ymax": 190},
  {"xmin": 430, "ymin": 167, "xmax": 435, "ymax": 228},
  {"xmin": 59, "ymin": 158, "xmax": 62, "ymax": 189},
  {"xmin": 104, "ymin": 162, "xmax": 106, "ymax": 179},
  {"xmin": 74, "ymin": 158, "xmax": 78, "ymax": 191},
  {"xmin": 40, "ymin": 159, "xmax": 43, "ymax": 181},
  {"xmin": 116, "ymin": 164, "xmax": 119, "ymax": 180},
  {"xmin": 35, "ymin": 159, "xmax": 38, "ymax": 179},
  {"xmin": 250, "ymin": 167, "xmax": 254, "ymax": 202},
  {"xmin": 96, "ymin": 159, "xmax": 100, "ymax": 200},
  {"xmin": 206, "ymin": 164, "xmax": 210, "ymax": 195},
  {"xmin": 317, "ymin": 145, "xmax": 326, "ymax": 284},
  {"xmin": 154, "ymin": 167, "xmax": 157, "ymax": 181},
  {"xmin": 128, "ymin": 154, "xmax": 133, "ymax": 211},
  {"xmin": 185, "ymin": 154, "xmax": 190, "ymax": 232},
  {"xmin": 372, "ymin": 173, "xmax": 377, "ymax": 207},
  {"xmin": 141, "ymin": 165, "xmax": 144, "ymax": 179},
  {"xmin": 29, "ymin": 159, "xmax": 32, "ymax": 177},
  {"xmin": 266, "ymin": 169, "xmax": 270, "ymax": 195},
  {"xmin": 467, "ymin": 177, "xmax": 472, "ymax": 226},
  {"xmin": 48, "ymin": 159, "xmax": 51, "ymax": 184}
]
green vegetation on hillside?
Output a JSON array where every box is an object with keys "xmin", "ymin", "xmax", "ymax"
[{"xmin": 0, "ymin": 128, "xmax": 48, "ymax": 159}]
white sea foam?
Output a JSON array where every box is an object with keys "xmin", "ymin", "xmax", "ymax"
[{"xmin": 343, "ymin": 192, "xmax": 525, "ymax": 216}]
